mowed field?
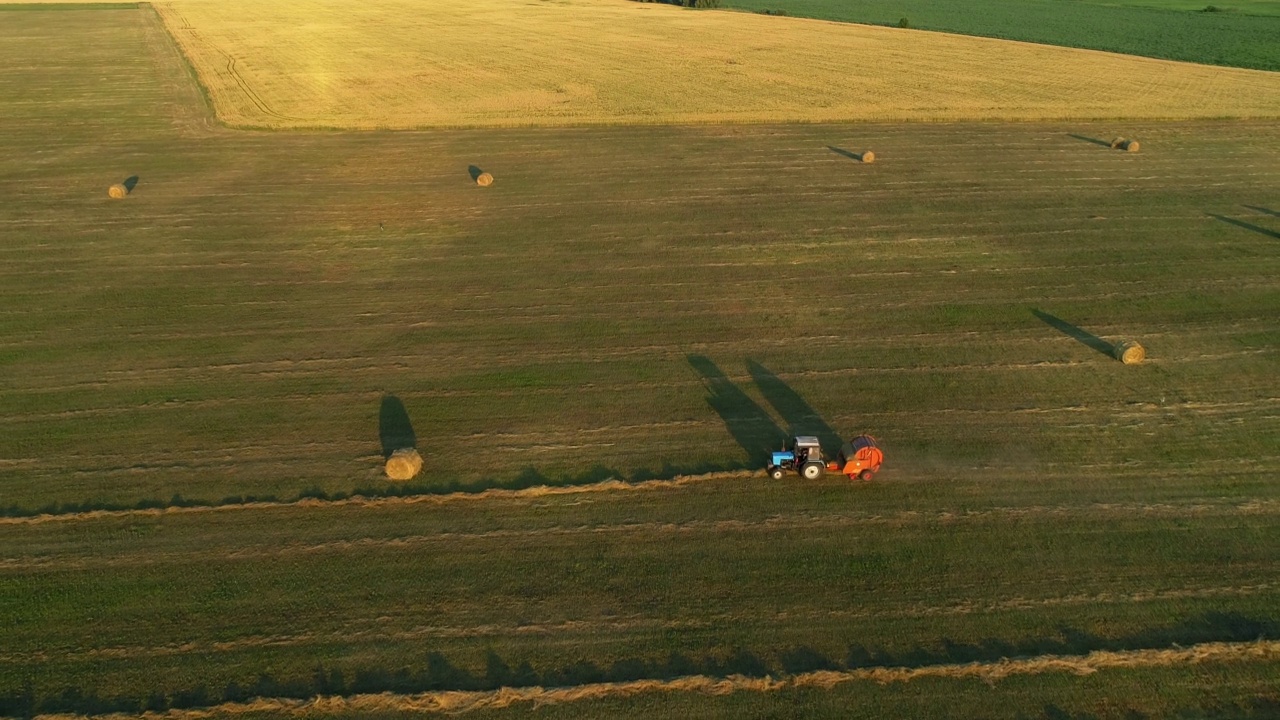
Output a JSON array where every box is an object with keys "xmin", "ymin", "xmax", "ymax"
[
  {"xmin": 2, "ymin": 4, "xmax": 1280, "ymax": 719},
  {"xmin": 724, "ymin": 0, "xmax": 1280, "ymax": 71},
  {"xmin": 136, "ymin": 0, "xmax": 1280, "ymax": 128}
]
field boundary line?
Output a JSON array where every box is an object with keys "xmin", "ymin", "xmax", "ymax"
[{"xmin": 28, "ymin": 640, "xmax": 1280, "ymax": 718}]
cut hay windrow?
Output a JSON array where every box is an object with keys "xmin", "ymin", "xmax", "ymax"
[
  {"xmin": 0, "ymin": 471, "xmax": 752, "ymax": 526},
  {"xmin": 41, "ymin": 640, "xmax": 1280, "ymax": 719}
]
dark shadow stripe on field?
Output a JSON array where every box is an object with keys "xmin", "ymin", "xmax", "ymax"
[
  {"xmin": 1032, "ymin": 309, "xmax": 1116, "ymax": 358},
  {"xmin": 688, "ymin": 354, "xmax": 785, "ymax": 467},
  {"xmin": 1209, "ymin": 212, "xmax": 1280, "ymax": 240},
  {"xmin": 826, "ymin": 145, "xmax": 872, "ymax": 162},
  {"xmin": 4, "ymin": 612, "xmax": 1275, "ymax": 717},
  {"xmin": 1243, "ymin": 205, "xmax": 1280, "ymax": 218},
  {"xmin": 747, "ymin": 360, "xmax": 841, "ymax": 454},
  {"xmin": 1066, "ymin": 133, "xmax": 1111, "ymax": 148},
  {"xmin": 378, "ymin": 395, "xmax": 417, "ymax": 459}
]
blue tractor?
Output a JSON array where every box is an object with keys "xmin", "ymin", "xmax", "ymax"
[{"xmin": 767, "ymin": 435, "xmax": 827, "ymax": 480}]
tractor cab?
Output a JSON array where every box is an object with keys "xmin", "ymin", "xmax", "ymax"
[{"xmin": 767, "ymin": 436, "xmax": 827, "ymax": 480}]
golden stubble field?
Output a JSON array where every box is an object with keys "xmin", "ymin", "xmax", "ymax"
[{"xmin": 142, "ymin": 0, "xmax": 1280, "ymax": 128}]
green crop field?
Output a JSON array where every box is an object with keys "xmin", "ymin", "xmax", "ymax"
[
  {"xmin": 724, "ymin": 0, "xmax": 1280, "ymax": 71},
  {"xmin": 1, "ymin": 5, "xmax": 1278, "ymax": 719}
]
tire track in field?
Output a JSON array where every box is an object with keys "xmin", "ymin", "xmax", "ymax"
[
  {"xmin": 30, "ymin": 640, "xmax": 1280, "ymax": 718},
  {"xmin": 154, "ymin": 4, "xmax": 303, "ymax": 125}
]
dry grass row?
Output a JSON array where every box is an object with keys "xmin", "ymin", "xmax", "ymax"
[
  {"xmin": 151, "ymin": 0, "xmax": 1280, "ymax": 129},
  {"xmin": 50, "ymin": 640, "xmax": 1278, "ymax": 717}
]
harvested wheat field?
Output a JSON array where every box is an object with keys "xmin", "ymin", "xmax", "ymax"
[
  {"xmin": 151, "ymin": 0, "xmax": 1280, "ymax": 128},
  {"xmin": 3, "ymin": 4, "xmax": 1280, "ymax": 719}
]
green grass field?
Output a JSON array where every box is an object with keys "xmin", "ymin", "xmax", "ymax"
[
  {"xmin": 724, "ymin": 0, "xmax": 1280, "ymax": 70},
  {"xmin": 1, "ymin": 5, "xmax": 1278, "ymax": 718}
]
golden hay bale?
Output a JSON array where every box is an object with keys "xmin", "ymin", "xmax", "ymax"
[
  {"xmin": 1123, "ymin": 139, "xmax": 1140, "ymax": 152},
  {"xmin": 476, "ymin": 172, "xmax": 494, "ymax": 187},
  {"xmin": 1110, "ymin": 137, "xmax": 1125, "ymax": 149},
  {"xmin": 1114, "ymin": 340, "xmax": 1145, "ymax": 365},
  {"xmin": 385, "ymin": 448, "xmax": 423, "ymax": 480},
  {"xmin": 861, "ymin": 151, "xmax": 875, "ymax": 164},
  {"xmin": 108, "ymin": 184, "xmax": 128, "ymax": 199}
]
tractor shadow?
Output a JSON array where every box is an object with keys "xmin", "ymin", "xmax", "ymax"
[
  {"xmin": 122, "ymin": 175, "xmax": 139, "ymax": 192},
  {"xmin": 747, "ymin": 360, "xmax": 841, "ymax": 453},
  {"xmin": 1208, "ymin": 212, "xmax": 1279, "ymax": 240},
  {"xmin": 1243, "ymin": 204, "xmax": 1279, "ymax": 218},
  {"xmin": 468, "ymin": 165, "xmax": 485, "ymax": 182},
  {"xmin": 827, "ymin": 145, "xmax": 872, "ymax": 163},
  {"xmin": 688, "ymin": 355, "xmax": 785, "ymax": 467},
  {"xmin": 1032, "ymin": 310, "xmax": 1115, "ymax": 358},
  {"xmin": 1066, "ymin": 133, "xmax": 1111, "ymax": 148},
  {"xmin": 378, "ymin": 394, "xmax": 416, "ymax": 459}
]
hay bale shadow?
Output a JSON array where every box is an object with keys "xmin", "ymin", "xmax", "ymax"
[
  {"xmin": 827, "ymin": 145, "xmax": 874, "ymax": 163},
  {"xmin": 108, "ymin": 175, "xmax": 140, "ymax": 199},
  {"xmin": 1067, "ymin": 134, "xmax": 1111, "ymax": 148},
  {"xmin": 1243, "ymin": 205, "xmax": 1279, "ymax": 218},
  {"xmin": 1207, "ymin": 212, "xmax": 1279, "ymax": 240},
  {"xmin": 468, "ymin": 165, "xmax": 493, "ymax": 186},
  {"xmin": 1032, "ymin": 309, "xmax": 1116, "ymax": 359},
  {"xmin": 378, "ymin": 395, "xmax": 416, "ymax": 459}
]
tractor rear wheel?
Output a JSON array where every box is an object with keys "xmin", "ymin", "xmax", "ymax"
[
  {"xmin": 802, "ymin": 462, "xmax": 825, "ymax": 480},
  {"xmin": 857, "ymin": 469, "xmax": 874, "ymax": 481},
  {"xmin": 768, "ymin": 466, "xmax": 784, "ymax": 480}
]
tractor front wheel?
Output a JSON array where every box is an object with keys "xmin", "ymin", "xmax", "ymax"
[
  {"xmin": 802, "ymin": 463, "xmax": 825, "ymax": 480},
  {"xmin": 768, "ymin": 466, "xmax": 784, "ymax": 480},
  {"xmin": 857, "ymin": 469, "xmax": 874, "ymax": 481}
]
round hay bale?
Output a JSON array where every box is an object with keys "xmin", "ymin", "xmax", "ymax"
[
  {"xmin": 1114, "ymin": 340, "xmax": 1145, "ymax": 365},
  {"xmin": 385, "ymin": 448, "xmax": 423, "ymax": 480},
  {"xmin": 108, "ymin": 184, "xmax": 128, "ymax": 199},
  {"xmin": 476, "ymin": 172, "xmax": 494, "ymax": 187},
  {"xmin": 861, "ymin": 151, "xmax": 875, "ymax": 164},
  {"xmin": 1124, "ymin": 139, "xmax": 1140, "ymax": 153},
  {"xmin": 1110, "ymin": 137, "xmax": 1126, "ymax": 149}
]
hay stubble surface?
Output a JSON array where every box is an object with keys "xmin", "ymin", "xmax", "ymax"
[
  {"xmin": 2, "ymin": 5, "xmax": 1280, "ymax": 718},
  {"xmin": 152, "ymin": 0, "xmax": 1280, "ymax": 128}
]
